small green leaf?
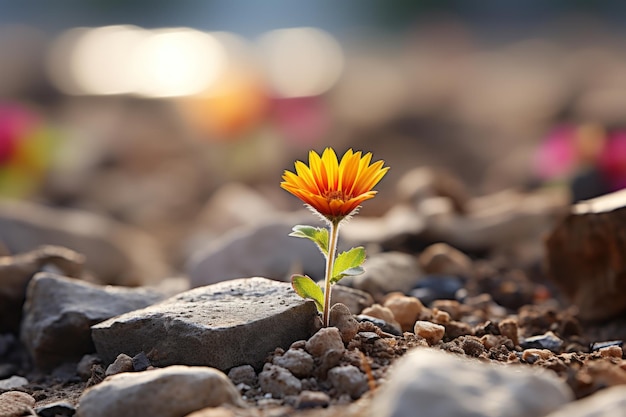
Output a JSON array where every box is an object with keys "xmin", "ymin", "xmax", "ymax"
[
  {"xmin": 289, "ymin": 225, "xmax": 329, "ymax": 256},
  {"xmin": 331, "ymin": 247, "xmax": 366, "ymax": 283},
  {"xmin": 291, "ymin": 274, "xmax": 324, "ymax": 312}
]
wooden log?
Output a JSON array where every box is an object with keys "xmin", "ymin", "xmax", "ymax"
[{"xmin": 545, "ymin": 189, "xmax": 626, "ymax": 321}]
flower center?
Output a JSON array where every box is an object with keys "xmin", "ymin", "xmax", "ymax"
[{"xmin": 325, "ymin": 190, "xmax": 348, "ymax": 202}]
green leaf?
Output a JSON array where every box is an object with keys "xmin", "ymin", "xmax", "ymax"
[
  {"xmin": 289, "ymin": 225, "xmax": 329, "ymax": 256},
  {"xmin": 331, "ymin": 247, "xmax": 366, "ymax": 283},
  {"xmin": 291, "ymin": 274, "xmax": 324, "ymax": 312}
]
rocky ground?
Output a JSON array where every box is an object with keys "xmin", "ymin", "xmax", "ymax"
[{"xmin": 1, "ymin": 170, "xmax": 626, "ymax": 417}]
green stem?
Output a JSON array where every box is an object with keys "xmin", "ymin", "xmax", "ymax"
[{"xmin": 322, "ymin": 219, "xmax": 340, "ymax": 327}]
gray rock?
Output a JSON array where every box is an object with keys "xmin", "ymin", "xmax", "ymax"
[
  {"xmin": 341, "ymin": 252, "xmax": 422, "ymax": 299},
  {"xmin": 273, "ymin": 349, "xmax": 315, "ymax": 378},
  {"xmin": 0, "ymin": 245, "xmax": 84, "ymax": 333},
  {"xmin": 76, "ymin": 365, "xmax": 245, "ymax": 417},
  {"xmin": 105, "ymin": 353, "xmax": 134, "ymax": 376},
  {"xmin": 21, "ymin": 273, "xmax": 164, "ymax": 370},
  {"xmin": 544, "ymin": 385, "xmax": 626, "ymax": 417},
  {"xmin": 0, "ymin": 375, "xmax": 28, "ymax": 390},
  {"xmin": 258, "ymin": 364, "xmax": 302, "ymax": 398},
  {"xmin": 328, "ymin": 365, "xmax": 369, "ymax": 399},
  {"xmin": 92, "ymin": 277, "xmax": 319, "ymax": 371},
  {"xmin": 0, "ymin": 200, "xmax": 170, "ymax": 285},
  {"xmin": 227, "ymin": 365, "xmax": 257, "ymax": 387},
  {"xmin": 370, "ymin": 348, "xmax": 573, "ymax": 417},
  {"xmin": 187, "ymin": 219, "xmax": 326, "ymax": 287},
  {"xmin": 329, "ymin": 285, "xmax": 374, "ymax": 315},
  {"xmin": 305, "ymin": 327, "xmax": 345, "ymax": 359}
]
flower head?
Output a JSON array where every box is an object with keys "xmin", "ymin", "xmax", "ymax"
[{"xmin": 281, "ymin": 148, "xmax": 389, "ymax": 223}]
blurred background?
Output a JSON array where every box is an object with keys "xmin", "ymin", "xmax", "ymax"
[{"xmin": 1, "ymin": 0, "xmax": 626, "ymax": 271}]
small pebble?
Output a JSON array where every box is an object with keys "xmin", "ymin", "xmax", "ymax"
[
  {"xmin": 105, "ymin": 353, "xmax": 133, "ymax": 376},
  {"xmin": 132, "ymin": 352, "xmax": 150, "ymax": 371},
  {"xmin": 498, "ymin": 318, "xmax": 520, "ymax": 346},
  {"xmin": 430, "ymin": 300, "xmax": 462, "ymax": 321},
  {"xmin": 273, "ymin": 349, "xmax": 315, "ymax": 378},
  {"xmin": 227, "ymin": 365, "xmax": 257, "ymax": 386},
  {"xmin": 0, "ymin": 375, "xmax": 28, "ymax": 390},
  {"xmin": 305, "ymin": 327, "xmax": 345, "ymax": 358},
  {"xmin": 384, "ymin": 295, "xmax": 424, "ymax": 332},
  {"xmin": 413, "ymin": 321, "xmax": 445, "ymax": 345},
  {"xmin": 327, "ymin": 365, "xmax": 369, "ymax": 399},
  {"xmin": 522, "ymin": 349, "xmax": 553, "ymax": 364},
  {"xmin": 295, "ymin": 390, "xmax": 330, "ymax": 409},
  {"xmin": 329, "ymin": 303, "xmax": 359, "ymax": 343},
  {"xmin": 444, "ymin": 321, "xmax": 473, "ymax": 339},
  {"xmin": 460, "ymin": 336, "xmax": 486, "ymax": 357},
  {"xmin": 432, "ymin": 309, "xmax": 450, "ymax": 325},
  {"xmin": 258, "ymin": 364, "xmax": 301, "ymax": 398},
  {"xmin": 361, "ymin": 304, "xmax": 399, "ymax": 327}
]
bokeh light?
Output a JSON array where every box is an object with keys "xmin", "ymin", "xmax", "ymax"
[{"xmin": 256, "ymin": 27, "xmax": 344, "ymax": 98}]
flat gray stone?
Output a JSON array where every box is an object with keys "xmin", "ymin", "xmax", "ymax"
[
  {"xmin": 21, "ymin": 273, "xmax": 165, "ymax": 370},
  {"xmin": 92, "ymin": 277, "xmax": 319, "ymax": 371},
  {"xmin": 76, "ymin": 365, "xmax": 244, "ymax": 417},
  {"xmin": 370, "ymin": 348, "xmax": 573, "ymax": 417}
]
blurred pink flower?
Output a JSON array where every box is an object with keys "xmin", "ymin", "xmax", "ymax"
[
  {"xmin": 600, "ymin": 131, "xmax": 626, "ymax": 191},
  {"xmin": 532, "ymin": 126, "xmax": 577, "ymax": 180}
]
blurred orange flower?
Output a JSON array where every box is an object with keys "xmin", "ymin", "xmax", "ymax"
[{"xmin": 281, "ymin": 148, "xmax": 389, "ymax": 222}]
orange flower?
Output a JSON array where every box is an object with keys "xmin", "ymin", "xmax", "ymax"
[{"xmin": 281, "ymin": 148, "xmax": 389, "ymax": 222}]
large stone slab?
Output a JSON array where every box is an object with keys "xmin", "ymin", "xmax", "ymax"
[
  {"xmin": 77, "ymin": 365, "xmax": 244, "ymax": 417},
  {"xmin": 370, "ymin": 348, "xmax": 573, "ymax": 417},
  {"xmin": 92, "ymin": 277, "xmax": 319, "ymax": 371},
  {"xmin": 21, "ymin": 273, "xmax": 165, "ymax": 370}
]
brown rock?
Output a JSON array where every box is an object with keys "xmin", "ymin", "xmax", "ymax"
[
  {"xmin": 384, "ymin": 295, "xmax": 424, "ymax": 332},
  {"xmin": 0, "ymin": 391, "xmax": 35, "ymax": 417},
  {"xmin": 498, "ymin": 318, "xmax": 520, "ymax": 346},
  {"xmin": 361, "ymin": 304, "xmax": 401, "ymax": 330},
  {"xmin": 329, "ymin": 303, "xmax": 359, "ymax": 343},
  {"xmin": 545, "ymin": 189, "xmax": 626, "ymax": 321},
  {"xmin": 418, "ymin": 243, "xmax": 473, "ymax": 277},
  {"xmin": 413, "ymin": 321, "xmax": 445, "ymax": 345}
]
